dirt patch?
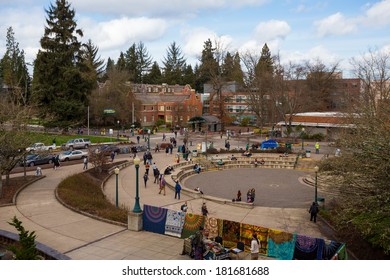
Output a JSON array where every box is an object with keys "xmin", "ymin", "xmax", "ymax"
[{"xmin": 0, "ymin": 176, "xmax": 37, "ymax": 205}]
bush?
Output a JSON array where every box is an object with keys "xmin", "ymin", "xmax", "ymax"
[{"xmin": 57, "ymin": 170, "xmax": 128, "ymax": 223}]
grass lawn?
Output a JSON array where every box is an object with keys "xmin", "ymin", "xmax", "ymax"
[{"xmin": 25, "ymin": 131, "xmax": 129, "ymax": 146}]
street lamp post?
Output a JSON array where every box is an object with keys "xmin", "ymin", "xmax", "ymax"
[
  {"xmin": 114, "ymin": 167, "xmax": 119, "ymax": 208},
  {"xmin": 117, "ymin": 120, "xmax": 120, "ymax": 140},
  {"xmin": 133, "ymin": 156, "xmax": 142, "ymax": 213},
  {"xmin": 301, "ymin": 127, "xmax": 305, "ymax": 150},
  {"xmin": 147, "ymin": 129, "xmax": 151, "ymax": 151},
  {"xmin": 314, "ymin": 165, "xmax": 319, "ymax": 204}
]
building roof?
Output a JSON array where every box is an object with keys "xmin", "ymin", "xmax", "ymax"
[
  {"xmin": 134, "ymin": 93, "xmax": 188, "ymax": 104},
  {"xmin": 188, "ymin": 115, "xmax": 220, "ymax": 124}
]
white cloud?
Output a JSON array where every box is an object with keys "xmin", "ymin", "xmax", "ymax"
[
  {"xmin": 181, "ymin": 27, "xmax": 233, "ymax": 62},
  {"xmin": 81, "ymin": 17, "xmax": 168, "ymax": 50},
  {"xmin": 0, "ymin": 7, "xmax": 45, "ymax": 62},
  {"xmin": 255, "ymin": 20, "xmax": 291, "ymax": 42},
  {"xmin": 280, "ymin": 45, "xmax": 341, "ymax": 65},
  {"xmin": 71, "ymin": 0, "xmax": 268, "ymax": 18},
  {"xmin": 314, "ymin": 12, "xmax": 357, "ymax": 37},
  {"xmin": 364, "ymin": 0, "xmax": 390, "ymax": 26}
]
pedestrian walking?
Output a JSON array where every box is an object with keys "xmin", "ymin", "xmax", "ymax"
[
  {"xmin": 153, "ymin": 168, "xmax": 160, "ymax": 184},
  {"xmin": 137, "ymin": 135, "xmax": 140, "ymax": 144},
  {"xmin": 143, "ymin": 172, "xmax": 148, "ymax": 188},
  {"xmin": 83, "ymin": 156, "xmax": 88, "ymax": 170},
  {"xmin": 162, "ymin": 133, "xmax": 166, "ymax": 141},
  {"xmin": 201, "ymin": 202, "xmax": 208, "ymax": 216},
  {"xmin": 309, "ymin": 202, "xmax": 319, "ymax": 223},
  {"xmin": 250, "ymin": 233, "xmax": 260, "ymax": 260},
  {"xmin": 35, "ymin": 167, "xmax": 42, "ymax": 176},
  {"xmin": 110, "ymin": 151, "xmax": 115, "ymax": 162},
  {"xmin": 315, "ymin": 142, "xmax": 320, "ymax": 154},
  {"xmin": 174, "ymin": 180, "xmax": 182, "ymax": 199},
  {"xmin": 145, "ymin": 162, "xmax": 150, "ymax": 175},
  {"xmin": 159, "ymin": 175, "xmax": 166, "ymax": 195}
]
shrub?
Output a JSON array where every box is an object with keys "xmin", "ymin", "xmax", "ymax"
[{"xmin": 8, "ymin": 216, "xmax": 39, "ymax": 260}]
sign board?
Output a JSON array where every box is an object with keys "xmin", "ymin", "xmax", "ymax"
[{"xmin": 103, "ymin": 109, "xmax": 116, "ymax": 115}]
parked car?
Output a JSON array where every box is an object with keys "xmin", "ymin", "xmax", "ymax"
[
  {"xmin": 26, "ymin": 142, "xmax": 56, "ymax": 152},
  {"xmin": 94, "ymin": 145, "xmax": 121, "ymax": 156},
  {"xmin": 61, "ymin": 138, "xmax": 91, "ymax": 150},
  {"xmin": 20, "ymin": 154, "xmax": 54, "ymax": 167},
  {"xmin": 59, "ymin": 150, "xmax": 88, "ymax": 161}
]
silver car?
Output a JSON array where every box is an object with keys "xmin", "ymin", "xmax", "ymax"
[{"xmin": 59, "ymin": 150, "xmax": 88, "ymax": 161}]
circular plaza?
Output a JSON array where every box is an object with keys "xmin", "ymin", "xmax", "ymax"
[{"xmin": 183, "ymin": 168, "xmax": 314, "ymax": 208}]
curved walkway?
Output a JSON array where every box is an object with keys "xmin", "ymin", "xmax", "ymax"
[{"xmin": 0, "ymin": 134, "xmax": 331, "ymax": 260}]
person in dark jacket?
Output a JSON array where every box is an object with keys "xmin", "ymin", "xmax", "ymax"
[
  {"xmin": 309, "ymin": 202, "xmax": 319, "ymax": 223},
  {"xmin": 174, "ymin": 180, "xmax": 182, "ymax": 199}
]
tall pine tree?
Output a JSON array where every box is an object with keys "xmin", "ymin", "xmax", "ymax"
[
  {"xmin": 0, "ymin": 27, "xmax": 31, "ymax": 105},
  {"xmin": 162, "ymin": 42, "xmax": 186, "ymax": 85},
  {"xmin": 32, "ymin": 0, "xmax": 95, "ymax": 127}
]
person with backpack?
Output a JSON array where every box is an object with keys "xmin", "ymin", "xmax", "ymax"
[
  {"xmin": 143, "ymin": 172, "xmax": 148, "ymax": 188},
  {"xmin": 309, "ymin": 202, "xmax": 319, "ymax": 223}
]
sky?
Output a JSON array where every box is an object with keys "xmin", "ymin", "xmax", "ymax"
[{"xmin": 1, "ymin": 0, "xmax": 390, "ymax": 77}]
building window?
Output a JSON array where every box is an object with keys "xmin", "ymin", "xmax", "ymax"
[
  {"xmin": 151, "ymin": 106, "xmax": 154, "ymax": 110},
  {"xmin": 152, "ymin": 115, "xmax": 155, "ymax": 122},
  {"xmin": 160, "ymin": 106, "xmax": 164, "ymax": 111},
  {"xmin": 166, "ymin": 115, "xmax": 172, "ymax": 122},
  {"xmin": 144, "ymin": 106, "xmax": 146, "ymax": 110},
  {"xmin": 143, "ymin": 116, "xmax": 147, "ymax": 122},
  {"xmin": 180, "ymin": 116, "xmax": 183, "ymax": 121},
  {"xmin": 167, "ymin": 106, "xmax": 171, "ymax": 111},
  {"xmin": 175, "ymin": 116, "xmax": 178, "ymax": 122},
  {"xmin": 187, "ymin": 116, "xmax": 190, "ymax": 121}
]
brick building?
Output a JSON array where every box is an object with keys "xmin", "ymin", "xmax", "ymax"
[
  {"xmin": 202, "ymin": 75, "xmax": 363, "ymax": 126},
  {"xmin": 132, "ymin": 84, "xmax": 202, "ymax": 127}
]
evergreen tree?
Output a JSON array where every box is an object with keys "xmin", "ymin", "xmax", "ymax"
[
  {"xmin": 136, "ymin": 41, "xmax": 153, "ymax": 83},
  {"xmin": 182, "ymin": 64, "xmax": 195, "ymax": 88},
  {"xmin": 144, "ymin": 61, "xmax": 162, "ymax": 84},
  {"xmin": 82, "ymin": 39, "xmax": 105, "ymax": 79},
  {"xmin": 221, "ymin": 51, "xmax": 243, "ymax": 84},
  {"xmin": 195, "ymin": 38, "xmax": 218, "ymax": 92},
  {"xmin": 116, "ymin": 52, "xmax": 126, "ymax": 71},
  {"xmin": 243, "ymin": 43, "xmax": 275, "ymax": 129},
  {"xmin": 162, "ymin": 41, "xmax": 186, "ymax": 85},
  {"xmin": 106, "ymin": 57, "xmax": 115, "ymax": 72},
  {"xmin": 0, "ymin": 26, "xmax": 31, "ymax": 105},
  {"xmin": 32, "ymin": 0, "xmax": 95, "ymax": 127}
]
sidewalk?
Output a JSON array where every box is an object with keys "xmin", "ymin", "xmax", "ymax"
[{"xmin": 0, "ymin": 132, "xmax": 330, "ymax": 260}]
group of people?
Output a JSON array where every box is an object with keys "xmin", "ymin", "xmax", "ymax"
[{"xmin": 247, "ymin": 188, "xmax": 256, "ymax": 203}]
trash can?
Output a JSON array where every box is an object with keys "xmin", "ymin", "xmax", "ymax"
[
  {"xmin": 285, "ymin": 143, "xmax": 292, "ymax": 151},
  {"xmin": 306, "ymin": 150, "xmax": 311, "ymax": 158},
  {"xmin": 192, "ymin": 150, "xmax": 198, "ymax": 157}
]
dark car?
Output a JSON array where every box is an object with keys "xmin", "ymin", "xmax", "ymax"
[
  {"xmin": 20, "ymin": 154, "xmax": 53, "ymax": 167},
  {"xmin": 95, "ymin": 145, "xmax": 121, "ymax": 156}
]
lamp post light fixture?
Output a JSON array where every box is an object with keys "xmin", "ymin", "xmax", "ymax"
[
  {"xmin": 132, "ymin": 156, "xmax": 142, "ymax": 213},
  {"xmin": 114, "ymin": 167, "xmax": 119, "ymax": 208},
  {"xmin": 314, "ymin": 165, "xmax": 319, "ymax": 204},
  {"xmin": 301, "ymin": 127, "xmax": 305, "ymax": 150}
]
